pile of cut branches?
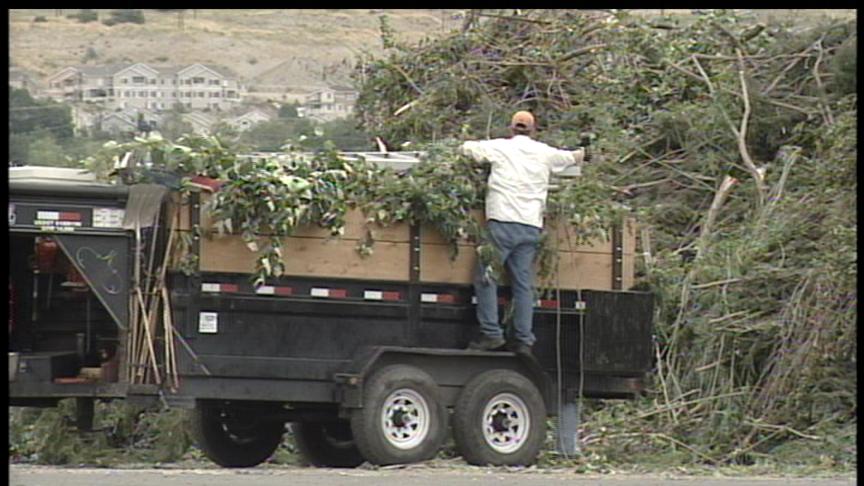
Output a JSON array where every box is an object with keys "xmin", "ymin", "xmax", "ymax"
[{"xmin": 354, "ymin": 9, "xmax": 857, "ymax": 467}]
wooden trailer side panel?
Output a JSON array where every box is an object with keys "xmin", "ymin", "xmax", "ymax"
[{"xmin": 170, "ymin": 193, "xmax": 637, "ymax": 290}]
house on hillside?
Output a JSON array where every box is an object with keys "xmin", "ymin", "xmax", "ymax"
[
  {"xmin": 99, "ymin": 108, "xmax": 163, "ymax": 137},
  {"xmin": 44, "ymin": 64, "xmax": 128, "ymax": 104},
  {"xmin": 9, "ymin": 68, "xmax": 40, "ymax": 92},
  {"xmin": 99, "ymin": 112, "xmax": 139, "ymax": 137},
  {"xmin": 181, "ymin": 111, "xmax": 218, "ymax": 135},
  {"xmin": 43, "ymin": 62, "xmax": 245, "ymax": 111},
  {"xmin": 227, "ymin": 108, "xmax": 274, "ymax": 132},
  {"xmin": 301, "ymin": 85, "xmax": 358, "ymax": 122},
  {"xmin": 174, "ymin": 64, "xmax": 243, "ymax": 111}
]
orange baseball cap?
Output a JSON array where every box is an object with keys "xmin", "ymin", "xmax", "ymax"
[{"xmin": 510, "ymin": 111, "xmax": 535, "ymax": 130}]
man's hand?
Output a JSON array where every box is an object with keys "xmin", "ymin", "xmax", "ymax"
[{"xmin": 572, "ymin": 146, "xmax": 594, "ymax": 164}]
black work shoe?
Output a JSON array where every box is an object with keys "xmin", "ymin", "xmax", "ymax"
[
  {"xmin": 508, "ymin": 341, "xmax": 533, "ymax": 357},
  {"xmin": 467, "ymin": 335, "xmax": 506, "ymax": 351}
]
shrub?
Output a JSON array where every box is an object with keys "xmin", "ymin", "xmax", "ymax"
[
  {"xmin": 103, "ymin": 9, "xmax": 145, "ymax": 26},
  {"xmin": 67, "ymin": 9, "xmax": 98, "ymax": 23}
]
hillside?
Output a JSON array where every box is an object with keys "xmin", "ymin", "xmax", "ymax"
[
  {"xmin": 8, "ymin": 9, "xmax": 460, "ymax": 92},
  {"xmin": 9, "ymin": 9, "xmax": 853, "ymax": 96}
]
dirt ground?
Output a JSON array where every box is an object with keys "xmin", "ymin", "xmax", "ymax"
[{"xmin": 8, "ymin": 465, "xmax": 857, "ymax": 486}]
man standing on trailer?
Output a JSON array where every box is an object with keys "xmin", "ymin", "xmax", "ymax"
[{"xmin": 460, "ymin": 111, "xmax": 592, "ymax": 356}]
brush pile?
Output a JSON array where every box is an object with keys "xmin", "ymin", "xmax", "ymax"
[{"xmin": 354, "ymin": 9, "xmax": 857, "ymax": 467}]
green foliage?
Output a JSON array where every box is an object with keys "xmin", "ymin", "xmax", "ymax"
[
  {"xmin": 9, "ymin": 401, "xmax": 194, "ymax": 466},
  {"xmin": 103, "ymin": 9, "xmax": 146, "ymax": 27},
  {"xmin": 278, "ymin": 101, "xmax": 300, "ymax": 119},
  {"xmin": 79, "ymin": 131, "xmax": 619, "ymax": 288},
  {"xmin": 239, "ymin": 118, "xmax": 315, "ymax": 151},
  {"xmin": 156, "ymin": 111, "xmax": 196, "ymax": 143},
  {"xmin": 9, "ymin": 87, "xmax": 74, "ymax": 140},
  {"xmin": 27, "ymin": 134, "xmax": 73, "ymax": 167}
]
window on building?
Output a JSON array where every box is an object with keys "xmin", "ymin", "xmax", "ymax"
[
  {"xmin": 227, "ymin": 91, "xmax": 237, "ymax": 99},
  {"xmin": 214, "ymin": 92, "xmax": 221, "ymax": 98},
  {"xmin": 139, "ymin": 91, "xmax": 147, "ymax": 97},
  {"xmin": 121, "ymin": 78, "xmax": 128, "ymax": 84},
  {"xmin": 199, "ymin": 92, "xmax": 205, "ymax": 98},
  {"xmin": 193, "ymin": 77, "xmax": 205, "ymax": 84},
  {"xmin": 150, "ymin": 79, "xmax": 156, "ymax": 85},
  {"xmin": 132, "ymin": 76, "xmax": 147, "ymax": 84}
]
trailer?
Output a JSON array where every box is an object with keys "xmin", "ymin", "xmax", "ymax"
[{"xmin": 8, "ymin": 158, "xmax": 654, "ymax": 467}]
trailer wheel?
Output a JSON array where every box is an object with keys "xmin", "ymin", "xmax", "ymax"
[
  {"xmin": 452, "ymin": 369, "xmax": 546, "ymax": 466},
  {"xmin": 191, "ymin": 402, "xmax": 284, "ymax": 468},
  {"xmin": 293, "ymin": 420, "xmax": 364, "ymax": 468},
  {"xmin": 350, "ymin": 364, "xmax": 447, "ymax": 465}
]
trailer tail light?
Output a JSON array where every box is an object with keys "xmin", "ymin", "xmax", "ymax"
[
  {"xmin": 201, "ymin": 283, "xmax": 239, "ymax": 293},
  {"xmin": 255, "ymin": 285, "xmax": 293, "ymax": 296},
  {"xmin": 421, "ymin": 293, "xmax": 458, "ymax": 304},
  {"xmin": 363, "ymin": 290, "xmax": 401, "ymax": 301},
  {"xmin": 310, "ymin": 287, "xmax": 348, "ymax": 298}
]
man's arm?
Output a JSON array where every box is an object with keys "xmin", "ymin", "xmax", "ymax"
[
  {"xmin": 459, "ymin": 140, "xmax": 494, "ymax": 164},
  {"xmin": 549, "ymin": 146, "xmax": 591, "ymax": 175}
]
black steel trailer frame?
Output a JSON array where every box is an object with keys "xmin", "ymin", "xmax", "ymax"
[{"xmin": 9, "ymin": 177, "xmax": 654, "ymax": 467}]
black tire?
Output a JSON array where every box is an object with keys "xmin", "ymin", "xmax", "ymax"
[
  {"xmin": 349, "ymin": 364, "xmax": 447, "ymax": 465},
  {"xmin": 190, "ymin": 402, "xmax": 285, "ymax": 468},
  {"xmin": 452, "ymin": 369, "xmax": 547, "ymax": 466},
  {"xmin": 293, "ymin": 420, "xmax": 364, "ymax": 468}
]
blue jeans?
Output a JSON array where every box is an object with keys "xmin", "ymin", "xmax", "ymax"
[{"xmin": 473, "ymin": 220, "xmax": 541, "ymax": 346}]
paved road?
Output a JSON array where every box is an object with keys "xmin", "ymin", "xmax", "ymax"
[{"xmin": 9, "ymin": 465, "xmax": 856, "ymax": 486}]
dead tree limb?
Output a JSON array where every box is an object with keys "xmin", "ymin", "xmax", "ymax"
[{"xmin": 735, "ymin": 48, "xmax": 767, "ymax": 207}]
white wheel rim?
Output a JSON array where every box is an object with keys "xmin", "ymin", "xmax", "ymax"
[
  {"xmin": 482, "ymin": 393, "xmax": 531, "ymax": 454},
  {"xmin": 380, "ymin": 388, "xmax": 430, "ymax": 450}
]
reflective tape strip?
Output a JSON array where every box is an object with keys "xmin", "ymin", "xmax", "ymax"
[
  {"xmin": 311, "ymin": 288, "xmax": 348, "ymax": 298},
  {"xmin": 256, "ymin": 286, "xmax": 293, "ymax": 296},
  {"xmin": 364, "ymin": 290, "xmax": 401, "ymax": 301},
  {"xmin": 202, "ymin": 283, "xmax": 239, "ymax": 293},
  {"xmin": 201, "ymin": 283, "xmax": 220, "ymax": 293},
  {"xmin": 536, "ymin": 299, "xmax": 559, "ymax": 309},
  {"xmin": 36, "ymin": 211, "xmax": 60, "ymax": 221},
  {"xmin": 421, "ymin": 293, "xmax": 456, "ymax": 304}
]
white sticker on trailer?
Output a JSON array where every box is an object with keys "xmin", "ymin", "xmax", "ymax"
[{"xmin": 199, "ymin": 312, "xmax": 218, "ymax": 333}]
